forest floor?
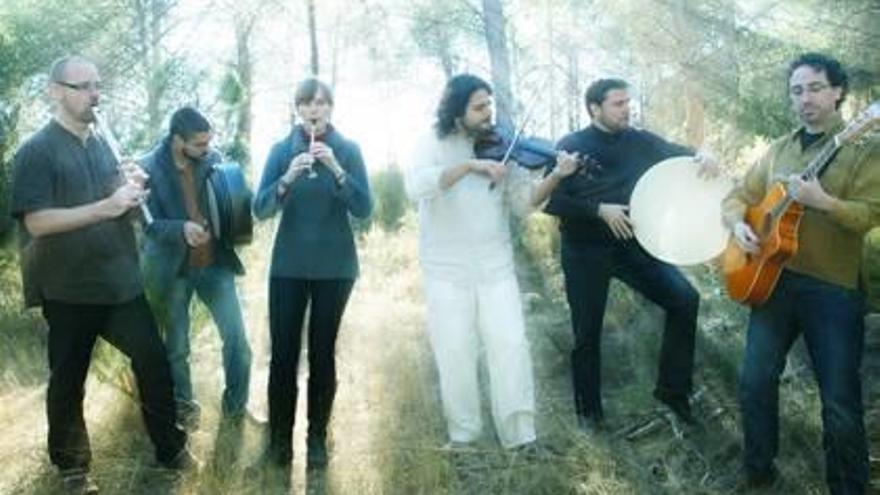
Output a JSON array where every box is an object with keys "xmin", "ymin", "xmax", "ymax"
[{"xmin": 0, "ymin": 217, "xmax": 878, "ymax": 494}]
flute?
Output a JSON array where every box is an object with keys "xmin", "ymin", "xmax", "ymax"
[
  {"xmin": 307, "ymin": 118, "xmax": 318, "ymax": 179},
  {"xmin": 93, "ymin": 108, "xmax": 154, "ymax": 225}
]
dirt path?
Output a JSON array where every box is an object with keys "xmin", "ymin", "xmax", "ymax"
[{"xmin": 1, "ymin": 220, "xmax": 871, "ymax": 494}]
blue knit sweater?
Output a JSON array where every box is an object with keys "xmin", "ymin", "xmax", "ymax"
[{"xmin": 253, "ymin": 125, "xmax": 371, "ymax": 279}]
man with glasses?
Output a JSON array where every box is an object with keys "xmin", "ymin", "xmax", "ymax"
[
  {"xmin": 11, "ymin": 55, "xmax": 196, "ymax": 494},
  {"xmin": 723, "ymin": 52, "xmax": 880, "ymax": 493}
]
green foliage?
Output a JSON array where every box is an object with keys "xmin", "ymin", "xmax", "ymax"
[
  {"xmin": 218, "ymin": 71, "xmax": 244, "ymax": 106},
  {"xmin": 0, "ymin": 104, "xmax": 18, "ymax": 244},
  {"xmin": 864, "ymin": 227, "xmax": 880, "ymax": 312},
  {"xmin": 408, "ymin": 0, "xmax": 482, "ymax": 77},
  {"xmin": 352, "ymin": 165, "xmax": 409, "ymax": 235},
  {"xmin": 222, "ymin": 136, "xmax": 250, "ymax": 167},
  {"xmin": 370, "ymin": 165, "xmax": 408, "ymax": 232}
]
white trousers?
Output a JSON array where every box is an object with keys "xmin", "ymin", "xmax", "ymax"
[{"xmin": 424, "ymin": 273, "xmax": 537, "ymax": 448}]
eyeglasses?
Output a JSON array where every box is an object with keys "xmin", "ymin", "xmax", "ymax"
[
  {"xmin": 789, "ymin": 83, "xmax": 830, "ymax": 97},
  {"xmin": 55, "ymin": 80, "xmax": 103, "ymax": 92}
]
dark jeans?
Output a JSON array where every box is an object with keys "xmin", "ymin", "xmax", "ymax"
[
  {"xmin": 739, "ymin": 270, "xmax": 868, "ymax": 494},
  {"xmin": 267, "ymin": 277, "xmax": 354, "ymax": 461},
  {"xmin": 561, "ymin": 238, "xmax": 698, "ymax": 418},
  {"xmin": 41, "ymin": 296, "xmax": 186, "ymax": 471}
]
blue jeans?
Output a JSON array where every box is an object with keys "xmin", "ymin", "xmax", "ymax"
[
  {"xmin": 739, "ymin": 270, "xmax": 868, "ymax": 494},
  {"xmin": 161, "ymin": 265, "xmax": 252, "ymax": 416}
]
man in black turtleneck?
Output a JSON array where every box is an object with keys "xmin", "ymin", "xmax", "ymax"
[{"xmin": 546, "ymin": 78, "xmax": 713, "ymax": 433}]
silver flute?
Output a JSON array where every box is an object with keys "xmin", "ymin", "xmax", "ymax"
[{"xmin": 92, "ymin": 108, "xmax": 154, "ymax": 225}]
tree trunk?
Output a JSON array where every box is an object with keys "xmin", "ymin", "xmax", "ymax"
[
  {"xmin": 306, "ymin": 0, "xmax": 319, "ymax": 76},
  {"xmin": 234, "ymin": 16, "xmax": 255, "ymax": 169},
  {"xmin": 146, "ymin": 0, "xmax": 165, "ymax": 141},
  {"xmin": 675, "ymin": 0, "xmax": 704, "ymax": 148},
  {"xmin": 481, "ymin": 0, "xmax": 514, "ymax": 129}
]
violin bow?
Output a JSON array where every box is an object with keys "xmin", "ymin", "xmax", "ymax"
[
  {"xmin": 487, "ymin": 94, "xmax": 544, "ymax": 191},
  {"xmin": 498, "ymin": 95, "xmax": 540, "ymax": 167}
]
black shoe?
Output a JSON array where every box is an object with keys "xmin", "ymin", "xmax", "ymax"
[
  {"xmin": 577, "ymin": 414, "xmax": 606, "ymax": 435},
  {"xmin": 653, "ymin": 390, "xmax": 697, "ymax": 425},
  {"xmin": 159, "ymin": 447, "xmax": 203, "ymax": 472},
  {"xmin": 245, "ymin": 448, "xmax": 292, "ymax": 478},
  {"xmin": 245, "ymin": 453, "xmax": 292, "ymax": 492},
  {"xmin": 511, "ymin": 440, "xmax": 560, "ymax": 459},
  {"xmin": 744, "ymin": 466, "xmax": 780, "ymax": 491},
  {"xmin": 722, "ymin": 465, "xmax": 780, "ymax": 493},
  {"xmin": 59, "ymin": 469, "xmax": 99, "ymax": 494},
  {"xmin": 306, "ymin": 435, "xmax": 328, "ymax": 470}
]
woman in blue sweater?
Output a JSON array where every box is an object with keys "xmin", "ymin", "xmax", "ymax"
[{"xmin": 253, "ymin": 78, "xmax": 371, "ymax": 471}]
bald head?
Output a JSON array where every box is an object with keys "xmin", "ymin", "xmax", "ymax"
[
  {"xmin": 48, "ymin": 55, "xmax": 101, "ymax": 128},
  {"xmin": 49, "ymin": 55, "xmax": 97, "ymax": 84}
]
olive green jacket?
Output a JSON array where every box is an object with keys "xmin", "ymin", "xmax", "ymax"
[{"xmin": 722, "ymin": 114, "xmax": 880, "ymax": 290}]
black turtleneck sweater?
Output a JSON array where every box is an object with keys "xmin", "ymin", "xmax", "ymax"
[{"xmin": 545, "ymin": 125, "xmax": 692, "ymax": 243}]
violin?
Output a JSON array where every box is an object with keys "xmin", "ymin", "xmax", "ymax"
[
  {"xmin": 474, "ymin": 126, "xmax": 602, "ymax": 181},
  {"xmin": 473, "ymin": 126, "xmax": 558, "ymax": 170}
]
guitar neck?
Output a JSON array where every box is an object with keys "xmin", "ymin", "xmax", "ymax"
[
  {"xmin": 800, "ymin": 136, "xmax": 842, "ymax": 181},
  {"xmin": 771, "ymin": 135, "xmax": 842, "ymax": 219}
]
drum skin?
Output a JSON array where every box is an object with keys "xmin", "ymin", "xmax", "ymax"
[{"xmin": 629, "ymin": 157, "xmax": 733, "ymax": 266}]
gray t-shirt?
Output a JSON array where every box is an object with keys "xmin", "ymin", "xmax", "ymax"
[{"xmin": 11, "ymin": 119, "xmax": 143, "ymax": 307}]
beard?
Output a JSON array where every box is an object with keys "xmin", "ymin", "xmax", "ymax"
[
  {"xmin": 460, "ymin": 118, "xmax": 493, "ymax": 138},
  {"xmin": 598, "ymin": 114, "xmax": 629, "ymax": 133},
  {"xmin": 183, "ymin": 147, "xmax": 207, "ymax": 162},
  {"xmin": 79, "ymin": 104, "xmax": 97, "ymax": 124}
]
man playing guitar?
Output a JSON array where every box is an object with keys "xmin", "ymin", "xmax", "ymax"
[{"xmin": 723, "ymin": 52, "xmax": 880, "ymax": 493}]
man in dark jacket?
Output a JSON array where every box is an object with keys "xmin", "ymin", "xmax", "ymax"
[
  {"xmin": 547, "ymin": 78, "xmax": 715, "ymax": 433},
  {"xmin": 140, "ymin": 107, "xmax": 252, "ymax": 431}
]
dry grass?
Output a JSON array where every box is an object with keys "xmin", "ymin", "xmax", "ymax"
[{"xmin": 0, "ymin": 213, "xmax": 876, "ymax": 493}]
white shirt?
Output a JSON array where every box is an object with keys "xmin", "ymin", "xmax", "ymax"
[{"xmin": 404, "ymin": 130, "xmax": 536, "ymax": 284}]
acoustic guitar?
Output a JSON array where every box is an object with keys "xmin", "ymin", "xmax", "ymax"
[{"xmin": 725, "ymin": 102, "xmax": 880, "ymax": 305}]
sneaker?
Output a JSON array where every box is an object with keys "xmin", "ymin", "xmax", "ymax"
[
  {"xmin": 653, "ymin": 390, "xmax": 697, "ymax": 425},
  {"xmin": 177, "ymin": 408, "xmax": 201, "ymax": 433},
  {"xmin": 160, "ymin": 447, "xmax": 202, "ymax": 472},
  {"xmin": 223, "ymin": 408, "xmax": 267, "ymax": 429},
  {"xmin": 59, "ymin": 469, "xmax": 99, "ymax": 494},
  {"xmin": 306, "ymin": 435, "xmax": 328, "ymax": 470}
]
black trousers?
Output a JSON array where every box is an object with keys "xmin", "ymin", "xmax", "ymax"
[
  {"xmin": 561, "ymin": 238, "xmax": 699, "ymax": 418},
  {"xmin": 41, "ymin": 296, "xmax": 186, "ymax": 471},
  {"xmin": 267, "ymin": 277, "xmax": 354, "ymax": 460}
]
